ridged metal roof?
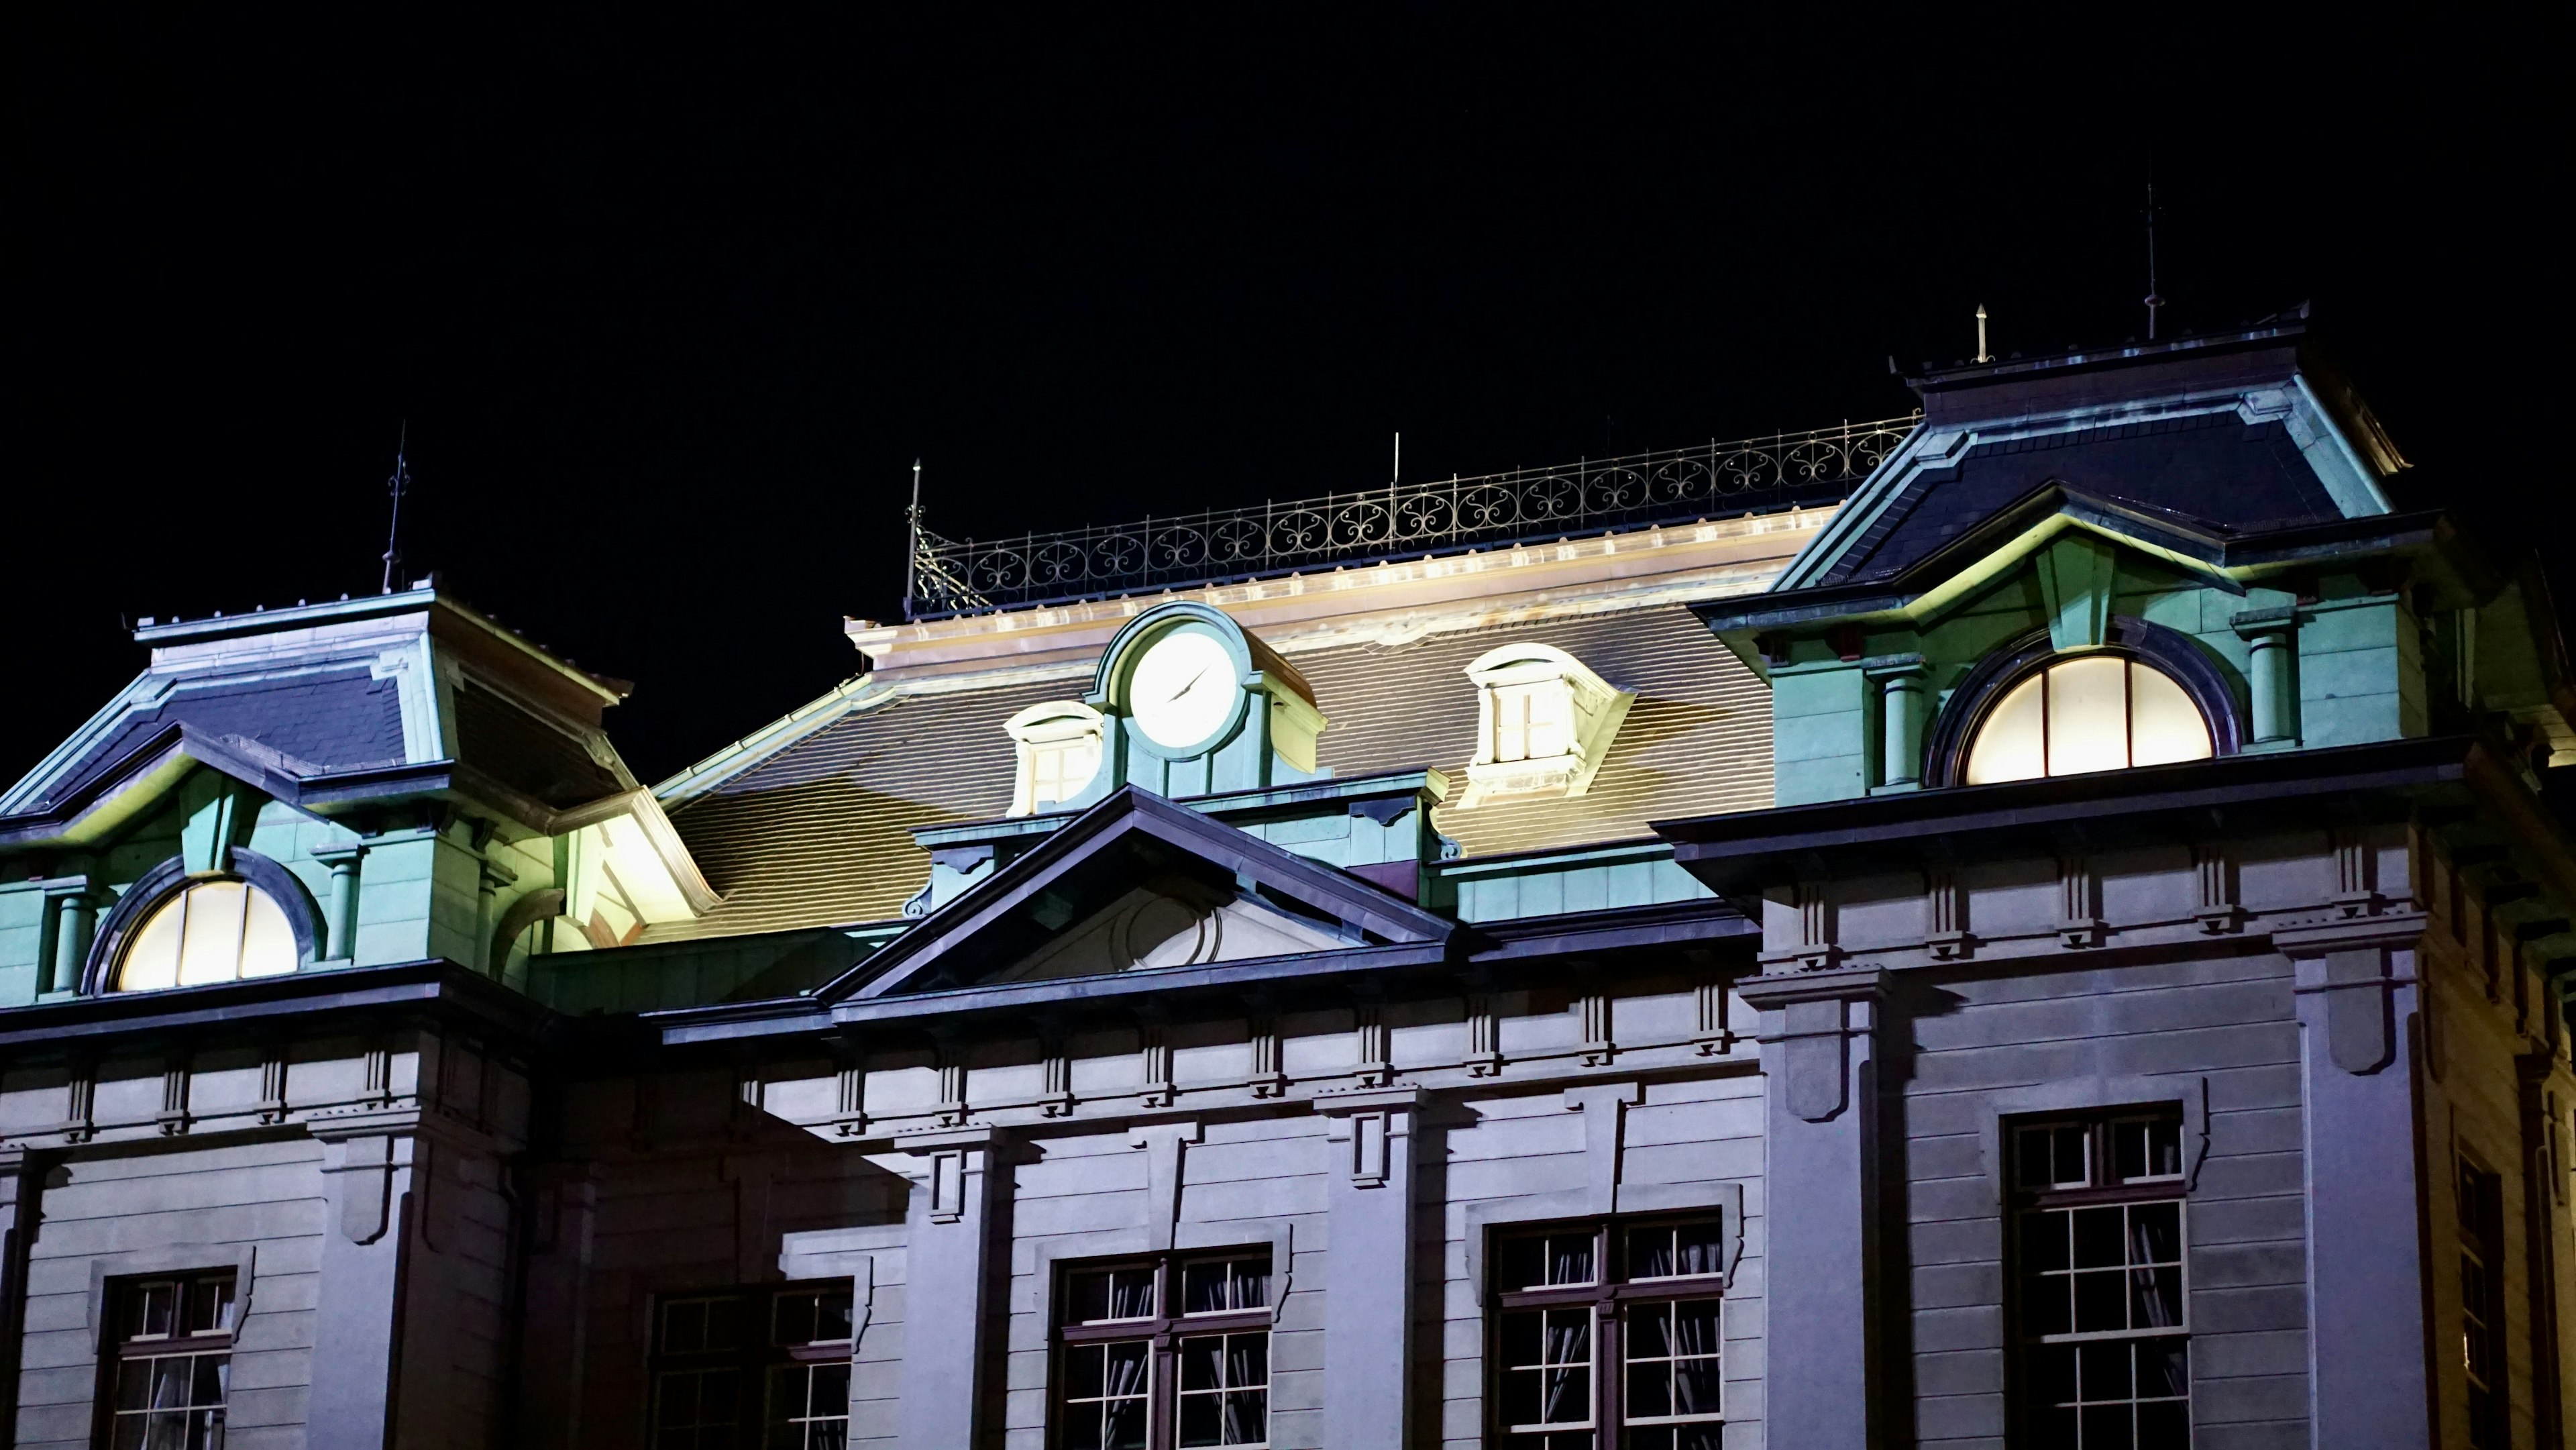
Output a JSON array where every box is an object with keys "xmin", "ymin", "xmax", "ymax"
[{"xmin": 655, "ymin": 601, "xmax": 1770, "ymax": 941}]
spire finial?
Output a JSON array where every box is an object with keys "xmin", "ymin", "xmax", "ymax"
[
  {"xmin": 1974, "ymin": 304, "xmax": 1992, "ymax": 365},
  {"xmin": 2143, "ymin": 171, "xmax": 2165, "ymax": 341},
  {"xmin": 379, "ymin": 421, "xmax": 411, "ymax": 594},
  {"xmin": 903, "ymin": 459, "xmax": 924, "ymax": 617}
]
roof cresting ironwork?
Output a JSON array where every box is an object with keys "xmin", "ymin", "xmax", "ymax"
[{"xmin": 903, "ymin": 413, "xmax": 1921, "ymax": 621}]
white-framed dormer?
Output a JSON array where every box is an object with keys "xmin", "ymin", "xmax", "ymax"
[
  {"xmin": 1458, "ymin": 643, "xmax": 1634, "ymax": 808},
  {"xmin": 1007, "ymin": 701, "xmax": 1107, "ymax": 816}
]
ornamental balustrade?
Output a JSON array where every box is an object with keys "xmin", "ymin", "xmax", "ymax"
[{"xmin": 904, "ymin": 413, "xmax": 1919, "ymax": 619}]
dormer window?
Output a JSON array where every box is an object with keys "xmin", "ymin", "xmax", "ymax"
[
  {"xmin": 115, "ymin": 879, "xmax": 300, "ymax": 990},
  {"xmin": 1008, "ymin": 701, "xmax": 1106, "ymax": 816},
  {"xmin": 1460, "ymin": 643, "xmax": 1635, "ymax": 808},
  {"xmin": 1964, "ymin": 654, "xmax": 2212, "ymax": 785}
]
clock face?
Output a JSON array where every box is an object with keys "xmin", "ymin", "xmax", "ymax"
[{"xmin": 1127, "ymin": 629, "xmax": 1240, "ymax": 749}]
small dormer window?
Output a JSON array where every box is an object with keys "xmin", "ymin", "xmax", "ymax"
[
  {"xmin": 115, "ymin": 879, "xmax": 299, "ymax": 990},
  {"xmin": 1460, "ymin": 643, "xmax": 1635, "ymax": 808},
  {"xmin": 1007, "ymin": 701, "xmax": 1106, "ymax": 816},
  {"xmin": 1964, "ymin": 654, "xmax": 2212, "ymax": 785}
]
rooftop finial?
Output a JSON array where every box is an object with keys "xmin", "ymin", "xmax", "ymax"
[
  {"xmin": 2143, "ymin": 170, "xmax": 2165, "ymax": 342},
  {"xmin": 903, "ymin": 459, "xmax": 924, "ymax": 617},
  {"xmin": 1974, "ymin": 304, "xmax": 1992, "ymax": 365},
  {"xmin": 379, "ymin": 421, "xmax": 411, "ymax": 594}
]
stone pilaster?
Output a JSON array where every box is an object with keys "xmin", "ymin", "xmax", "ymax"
[
  {"xmin": 1737, "ymin": 966, "xmax": 1886, "ymax": 1450},
  {"xmin": 2275, "ymin": 912, "xmax": 2436, "ymax": 1447},
  {"xmin": 1317, "ymin": 1086, "xmax": 1425, "ymax": 1450}
]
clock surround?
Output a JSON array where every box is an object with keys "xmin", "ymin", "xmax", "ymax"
[{"xmin": 1066, "ymin": 602, "xmax": 1328, "ymax": 804}]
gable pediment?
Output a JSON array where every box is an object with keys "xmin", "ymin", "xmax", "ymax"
[{"xmin": 827, "ymin": 786, "xmax": 1456, "ymax": 1000}]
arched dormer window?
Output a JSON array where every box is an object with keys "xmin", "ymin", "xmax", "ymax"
[
  {"xmin": 83, "ymin": 852, "xmax": 321, "ymax": 994},
  {"xmin": 1963, "ymin": 654, "xmax": 2212, "ymax": 784},
  {"xmin": 1921, "ymin": 618, "xmax": 2243, "ymax": 789},
  {"xmin": 115, "ymin": 880, "xmax": 300, "ymax": 990}
]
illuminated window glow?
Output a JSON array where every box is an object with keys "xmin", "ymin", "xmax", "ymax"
[
  {"xmin": 116, "ymin": 880, "xmax": 299, "ymax": 991},
  {"xmin": 1964, "ymin": 656, "xmax": 2212, "ymax": 786}
]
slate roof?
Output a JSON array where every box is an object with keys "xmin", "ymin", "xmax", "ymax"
[
  {"xmin": 36, "ymin": 668, "xmax": 405, "ymax": 809},
  {"xmin": 657, "ymin": 601, "xmax": 1772, "ymax": 939},
  {"xmin": 1817, "ymin": 412, "xmax": 2342, "ymax": 588}
]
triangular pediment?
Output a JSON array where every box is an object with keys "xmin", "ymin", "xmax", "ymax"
[{"xmin": 826, "ymin": 786, "xmax": 1456, "ymax": 1000}]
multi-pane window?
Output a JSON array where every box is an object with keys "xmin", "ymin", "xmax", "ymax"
[
  {"xmin": 101, "ymin": 1272, "xmax": 235, "ymax": 1450},
  {"xmin": 2459, "ymin": 1159, "xmax": 2507, "ymax": 1450},
  {"xmin": 1053, "ymin": 1251, "xmax": 1271, "ymax": 1449},
  {"xmin": 649, "ymin": 1282, "xmax": 855, "ymax": 1449},
  {"xmin": 1964, "ymin": 655, "xmax": 2214, "ymax": 785},
  {"xmin": 1489, "ymin": 1216, "xmax": 1726, "ymax": 1450},
  {"xmin": 2010, "ymin": 1111, "xmax": 2190, "ymax": 1450}
]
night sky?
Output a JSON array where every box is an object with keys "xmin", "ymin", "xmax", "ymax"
[{"xmin": 5, "ymin": 11, "xmax": 2563, "ymax": 784}]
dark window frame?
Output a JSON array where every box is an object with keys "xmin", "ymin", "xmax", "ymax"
[
  {"xmin": 1050, "ymin": 1247, "xmax": 1275, "ymax": 1450},
  {"xmin": 647, "ymin": 1280, "xmax": 856, "ymax": 1450},
  {"xmin": 2006, "ymin": 1109, "xmax": 2193, "ymax": 1450},
  {"xmin": 2459, "ymin": 1152, "xmax": 2508, "ymax": 1450},
  {"xmin": 1485, "ymin": 1213, "xmax": 1729, "ymax": 1449},
  {"xmin": 95, "ymin": 1270, "xmax": 238, "ymax": 1450}
]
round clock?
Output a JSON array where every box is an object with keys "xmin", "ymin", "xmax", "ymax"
[{"xmin": 1127, "ymin": 628, "xmax": 1240, "ymax": 749}]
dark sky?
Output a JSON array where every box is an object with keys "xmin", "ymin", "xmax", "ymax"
[{"xmin": 4, "ymin": 11, "xmax": 2564, "ymax": 784}]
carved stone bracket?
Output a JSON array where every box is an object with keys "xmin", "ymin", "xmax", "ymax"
[
  {"xmin": 308, "ymin": 1104, "xmax": 425, "ymax": 1245},
  {"xmin": 1129, "ymin": 1122, "xmax": 1203, "ymax": 1248},
  {"xmin": 1739, "ymin": 968, "xmax": 1889, "ymax": 1123},
  {"xmin": 1318, "ymin": 1085, "xmax": 1427, "ymax": 1191},
  {"xmin": 2276, "ymin": 913, "xmax": 2427, "ymax": 1076}
]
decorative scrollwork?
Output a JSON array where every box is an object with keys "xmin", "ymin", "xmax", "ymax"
[{"xmin": 904, "ymin": 413, "xmax": 1920, "ymax": 617}]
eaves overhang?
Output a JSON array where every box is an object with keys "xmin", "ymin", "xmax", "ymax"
[
  {"xmin": 649, "ymin": 895, "xmax": 1754, "ymax": 1047},
  {"xmin": 0, "ymin": 958, "xmax": 556, "ymax": 1053},
  {"xmin": 1654, "ymin": 735, "xmax": 2522, "ymax": 914},
  {"xmin": 1696, "ymin": 493, "xmax": 2459, "ymax": 648}
]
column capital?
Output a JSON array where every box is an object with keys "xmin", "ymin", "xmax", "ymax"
[{"xmin": 1735, "ymin": 964, "xmax": 1890, "ymax": 1010}]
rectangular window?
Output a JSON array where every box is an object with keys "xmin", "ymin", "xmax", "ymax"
[
  {"xmin": 2010, "ymin": 1111, "xmax": 2190, "ymax": 1450},
  {"xmin": 101, "ymin": 1271, "xmax": 235, "ymax": 1450},
  {"xmin": 2459, "ymin": 1158, "xmax": 2507, "ymax": 1450},
  {"xmin": 649, "ymin": 1282, "xmax": 855, "ymax": 1449},
  {"xmin": 1487, "ymin": 1216, "xmax": 1726, "ymax": 1449},
  {"xmin": 1053, "ymin": 1249, "xmax": 1271, "ymax": 1449}
]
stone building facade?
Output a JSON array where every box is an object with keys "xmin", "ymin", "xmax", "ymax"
[{"xmin": 4, "ymin": 311, "xmax": 2571, "ymax": 1447}]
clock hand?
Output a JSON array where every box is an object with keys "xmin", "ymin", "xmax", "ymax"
[{"xmin": 1170, "ymin": 666, "xmax": 1211, "ymax": 703}]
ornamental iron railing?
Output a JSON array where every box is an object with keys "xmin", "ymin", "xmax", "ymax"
[{"xmin": 902, "ymin": 413, "xmax": 1919, "ymax": 619}]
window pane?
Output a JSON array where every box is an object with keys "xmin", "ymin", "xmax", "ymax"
[
  {"xmin": 1499, "ymin": 1236, "xmax": 1546, "ymax": 1292},
  {"xmin": 1965, "ymin": 673, "xmax": 2046, "ymax": 784},
  {"xmin": 706, "ymin": 1297, "xmax": 745, "ymax": 1350},
  {"xmin": 1626, "ymin": 1356, "xmax": 1671, "ymax": 1418},
  {"xmin": 1673, "ymin": 1222, "xmax": 1724, "ymax": 1278},
  {"xmin": 2127, "ymin": 664, "xmax": 2212, "ymax": 768},
  {"xmin": 1550, "ymin": 1234, "xmax": 1595, "ymax": 1287},
  {"xmin": 2072, "ymin": 1207, "xmax": 2126, "ymax": 1268},
  {"xmin": 2046, "ymin": 656, "xmax": 2130, "ymax": 776},
  {"xmin": 1180, "ymin": 1337, "xmax": 1223, "ymax": 1392},
  {"xmin": 663, "ymin": 1300, "xmax": 707, "ymax": 1354},
  {"xmin": 1222, "ymin": 1388, "xmax": 1267, "ymax": 1445},
  {"xmin": 238, "ymin": 887, "xmax": 298, "ymax": 978},
  {"xmin": 814, "ymin": 1291, "xmax": 854, "ymax": 1342},
  {"xmin": 176, "ymin": 880, "xmax": 250, "ymax": 986},
  {"xmin": 1627, "ymin": 1226, "xmax": 1674, "ymax": 1280},
  {"xmin": 119, "ymin": 896, "xmax": 186, "ymax": 992}
]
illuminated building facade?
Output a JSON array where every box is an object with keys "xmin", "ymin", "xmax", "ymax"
[{"xmin": 3, "ymin": 311, "xmax": 2570, "ymax": 1448}]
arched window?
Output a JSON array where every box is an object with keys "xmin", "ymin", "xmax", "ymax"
[
  {"xmin": 1963, "ymin": 654, "xmax": 2213, "ymax": 785},
  {"xmin": 115, "ymin": 879, "xmax": 301, "ymax": 991}
]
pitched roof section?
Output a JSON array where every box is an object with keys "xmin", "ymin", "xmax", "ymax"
[
  {"xmin": 1776, "ymin": 313, "xmax": 2406, "ymax": 597},
  {"xmin": 826, "ymin": 785, "xmax": 1456, "ymax": 1000},
  {"xmin": 658, "ymin": 601, "xmax": 1773, "ymax": 937}
]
